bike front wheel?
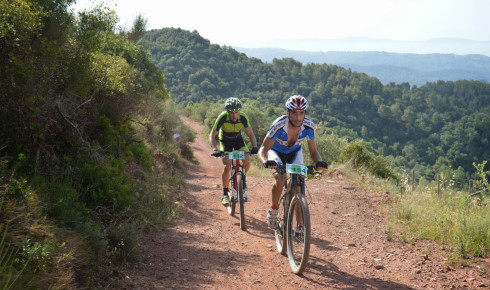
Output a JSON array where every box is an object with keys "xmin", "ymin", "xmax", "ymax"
[
  {"xmin": 286, "ymin": 194, "xmax": 311, "ymax": 275},
  {"xmin": 227, "ymin": 178, "xmax": 236, "ymax": 216},
  {"xmin": 237, "ymin": 172, "xmax": 246, "ymax": 230}
]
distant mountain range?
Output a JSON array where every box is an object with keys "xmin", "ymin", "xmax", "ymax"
[
  {"xmin": 234, "ymin": 47, "xmax": 490, "ymax": 86},
  {"xmin": 232, "ymin": 37, "xmax": 490, "ymax": 56}
]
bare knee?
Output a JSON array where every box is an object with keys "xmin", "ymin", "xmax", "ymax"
[
  {"xmin": 273, "ymin": 172, "xmax": 287, "ymax": 187},
  {"xmin": 243, "ymin": 157, "xmax": 251, "ymax": 172},
  {"xmin": 223, "ymin": 163, "xmax": 231, "ymax": 173},
  {"xmin": 221, "ymin": 159, "xmax": 230, "ymax": 171}
]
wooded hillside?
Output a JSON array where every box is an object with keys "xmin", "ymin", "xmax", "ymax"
[
  {"xmin": 139, "ymin": 28, "xmax": 490, "ymax": 179},
  {"xmin": 1, "ymin": 2, "xmax": 193, "ymax": 287}
]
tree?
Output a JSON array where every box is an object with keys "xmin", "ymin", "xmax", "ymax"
[
  {"xmin": 138, "ymin": 28, "xmax": 490, "ymax": 179},
  {"xmin": 127, "ymin": 14, "xmax": 147, "ymax": 42}
]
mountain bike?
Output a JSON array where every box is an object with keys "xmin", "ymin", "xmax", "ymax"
[
  {"xmin": 273, "ymin": 164, "xmax": 321, "ymax": 275},
  {"xmin": 212, "ymin": 151, "xmax": 251, "ymax": 230}
]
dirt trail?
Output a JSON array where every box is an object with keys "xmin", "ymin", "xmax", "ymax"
[{"xmin": 124, "ymin": 117, "xmax": 489, "ymax": 289}]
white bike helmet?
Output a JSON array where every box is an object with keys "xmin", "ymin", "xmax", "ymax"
[
  {"xmin": 285, "ymin": 95, "xmax": 308, "ymax": 111},
  {"xmin": 225, "ymin": 97, "xmax": 242, "ymax": 111}
]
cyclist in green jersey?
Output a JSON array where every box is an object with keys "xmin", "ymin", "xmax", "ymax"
[{"xmin": 210, "ymin": 98, "xmax": 258, "ymax": 205}]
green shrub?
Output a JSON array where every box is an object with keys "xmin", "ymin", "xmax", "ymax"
[
  {"xmin": 21, "ymin": 238, "xmax": 65, "ymax": 273},
  {"xmin": 340, "ymin": 140, "xmax": 399, "ymax": 181},
  {"xmin": 95, "ymin": 115, "xmax": 117, "ymax": 148},
  {"xmin": 78, "ymin": 158, "xmax": 134, "ymax": 212},
  {"xmin": 128, "ymin": 142, "xmax": 153, "ymax": 170},
  {"xmin": 340, "ymin": 140, "xmax": 372, "ymax": 167},
  {"xmin": 371, "ymin": 155, "xmax": 399, "ymax": 181},
  {"xmin": 175, "ymin": 123, "xmax": 196, "ymax": 144},
  {"xmin": 39, "ymin": 180, "xmax": 88, "ymax": 227},
  {"xmin": 473, "ymin": 161, "xmax": 489, "ymax": 197},
  {"xmin": 106, "ymin": 222, "xmax": 139, "ymax": 263},
  {"xmin": 185, "ymin": 101, "xmax": 209, "ymax": 122},
  {"xmin": 314, "ymin": 133, "xmax": 348, "ymax": 165}
]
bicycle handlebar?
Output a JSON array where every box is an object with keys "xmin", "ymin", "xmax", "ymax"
[
  {"xmin": 210, "ymin": 151, "xmax": 255, "ymax": 158},
  {"xmin": 271, "ymin": 164, "xmax": 323, "ymax": 176}
]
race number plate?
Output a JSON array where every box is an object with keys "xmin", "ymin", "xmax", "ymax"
[
  {"xmin": 228, "ymin": 151, "xmax": 245, "ymax": 160},
  {"xmin": 286, "ymin": 164, "xmax": 307, "ymax": 176}
]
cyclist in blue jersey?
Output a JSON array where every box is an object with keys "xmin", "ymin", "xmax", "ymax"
[
  {"xmin": 258, "ymin": 95, "xmax": 328, "ymax": 228},
  {"xmin": 210, "ymin": 97, "xmax": 258, "ymax": 205}
]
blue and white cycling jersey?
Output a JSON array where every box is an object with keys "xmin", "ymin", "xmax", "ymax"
[{"xmin": 266, "ymin": 115, "xmax": 315, "ymax": 154}]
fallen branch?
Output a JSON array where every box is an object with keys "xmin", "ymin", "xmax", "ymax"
[{"xmin": 55, "ymin": 102, "xmax": 90, "ymax": 148}]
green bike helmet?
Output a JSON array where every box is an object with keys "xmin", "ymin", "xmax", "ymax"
[{"xmin": 225, "ymin": 97, "xmax": 242, "ymax": 111}]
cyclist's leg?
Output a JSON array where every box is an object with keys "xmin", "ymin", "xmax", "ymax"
[
  {"xmin": 290, "ymin": 147, "xmax": 304, "ymax": 194},
  {"xmin": 236, "ymin": 140, "xmax": 250, "ymax": 173},
  {"xmin": 268, "ymin": 150, "xmax": 287, "ymax": 206},
  {"xmin": 266, "ymin": 149, "xmax": 287, "ymax": 227},
  {"xmin": 220, "ymin": 141, "xmax": 232, "ymax": 189},
  {"xmin": 220, "ymin": 141, "xmax": 233, "ymax": 205}
]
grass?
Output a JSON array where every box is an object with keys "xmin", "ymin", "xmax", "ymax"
[
  {"xmin": 390, "ymin": 188, "xmax": 489, "ymax": 260},
  {"xmin": 0, "ymin": 177, "xmax": 78, "ymax": 289},
  {"xmin": 0, "ymin": 224, "xmax": 30, "ymax": 289},
  {"xmin": 332, "ymin": 162, "xmax": 489, "ymax": 263},
  {"xmin": 247, "ymin": 159, "xmax": 271, "ymax": 177}
]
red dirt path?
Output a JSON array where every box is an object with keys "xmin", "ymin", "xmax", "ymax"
[{"xmin": 123, "ymin": 116, "xmax": 489, "ymax": 289}]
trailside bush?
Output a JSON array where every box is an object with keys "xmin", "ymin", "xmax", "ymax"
[
  {"xmin": 40, "ymin": 180, "xmax": 88, "ymax": 227},
  {"xmin": 78, "ymin": 158, "xmax": 134, "ymax": 213},
  {"xmin": 0, "ymin": 1, "xmax": 188, "ymax": 287},
  {"xmin": 340, "ymin": 140, "xmax": 399, "ymax": 182},
  {"xmin": 105, "ymin": 222, "xmax": 139, "ymax": 263}
]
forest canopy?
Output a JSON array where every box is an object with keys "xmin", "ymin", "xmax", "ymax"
[{"xmin": 138, "ymin": 28, "xmax": 490, "ymax": 179}]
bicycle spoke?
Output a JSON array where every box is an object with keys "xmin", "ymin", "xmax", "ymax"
[
  {"xmin": 227, "ymin": 180, "xmax": 236, "ymax": 216},
  {"xmin": 237, "ymin": 173, "xmax": 246, "ymax": 230},
  {"xmin": 287, "ymin": 194, "xmax": 311, "ymax": 275},
  {"xmin": 290, "ymin": 199, "xmax": 304, "ymax": 263},
  {"xmin": 274, "ymin": 194, "xmax": 287, "ymax": 254}
]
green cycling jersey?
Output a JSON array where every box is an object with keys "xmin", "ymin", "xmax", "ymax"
[{"xmin": 212, "ymin": 111, "xmax": 251, "ymax": 141}]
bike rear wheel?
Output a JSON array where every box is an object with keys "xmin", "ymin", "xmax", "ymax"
[
  {"xmin": 274, "ymin": 192, "xmax": 288, "ymax": 254},
  {"xmin": 287, "ymin": 193, "xmax": 311, "ymax": 275},
  {"xmin": 237, "ymin": 173, "xmax": 246, "ymax": 230}
]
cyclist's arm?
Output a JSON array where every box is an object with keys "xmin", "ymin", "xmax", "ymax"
[
  {"xmin": 258, "ymin": 136, "xmax": 275, "ymax": 164},
  {"xmin": 209, "ymin": 129, "xmax": 220, "ymax": 150},
  {"xmin": 244, "ymin": 127, "xmax": 258, "ymax": 148},
  {"xmin": 307, "ymin": 139, "xmax": 323, "ymax": 164},
  {"xmin": 210, "ymin": 112, "xmax": 227, "ymax": 150}
]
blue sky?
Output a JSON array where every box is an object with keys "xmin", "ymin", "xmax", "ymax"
[{"xmin": 71, "ymin": 0, "xmax": 490, "ymax": 46}]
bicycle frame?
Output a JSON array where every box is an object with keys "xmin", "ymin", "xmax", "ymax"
[
  {"xmin": 213, "ymin": 151, "xmax": 249, "ymax": 230},
  {"xmin": 223, "ymin": 151, "xmax": 246, "ymax": 201},
  {"xmin": 230, "ymin": 157, "xmax": 245, "ymax": 195},
  {"xmin": 274, "ymin": 164, "xmax": 317, "ymax": 275},
  {"xmin": 275, "ymin": 166, "xmax": 305, "ymax": 249}
]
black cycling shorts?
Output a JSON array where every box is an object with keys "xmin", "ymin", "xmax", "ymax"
[{"xmin": 220, "ymin": 138, "xmax": 248, "ymax": 152}]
